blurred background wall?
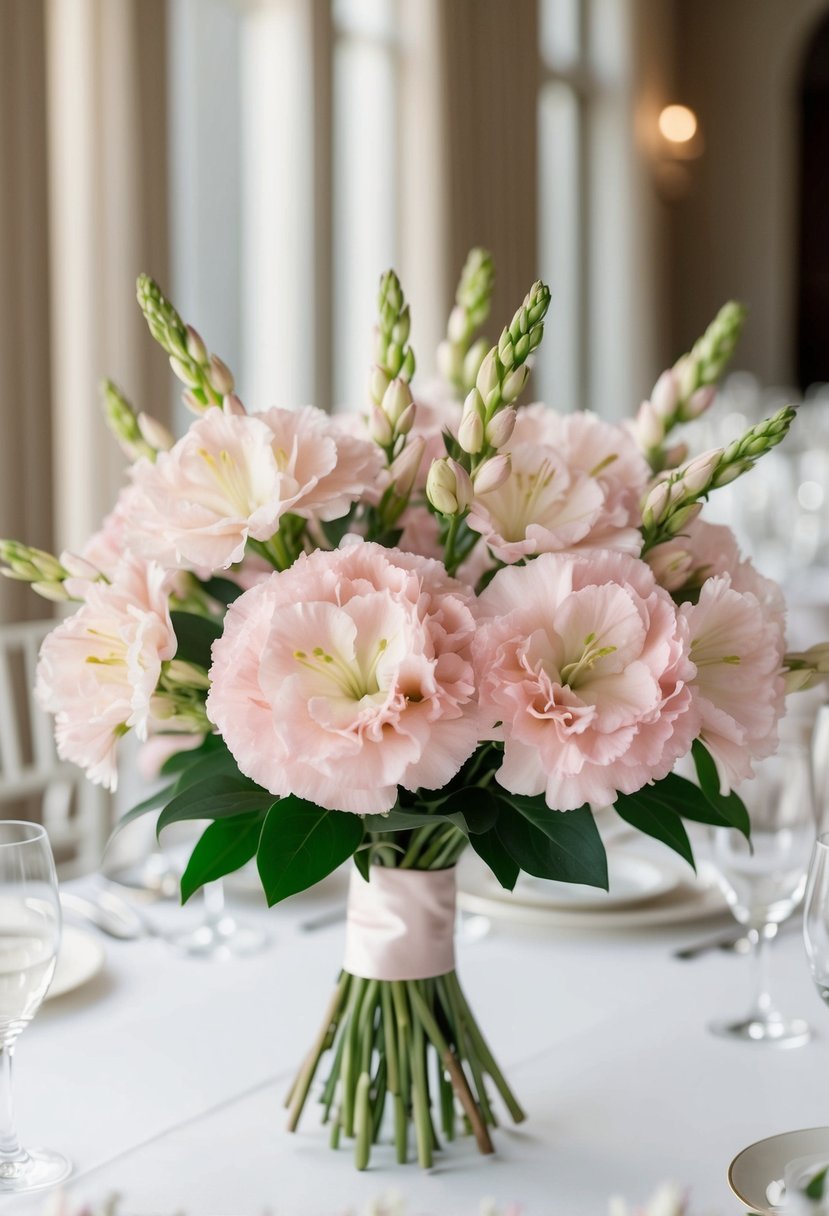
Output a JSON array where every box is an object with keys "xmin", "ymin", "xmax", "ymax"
[{"xmin": 2, "ymin": 0, "xmax": 829, "ymax": 631}]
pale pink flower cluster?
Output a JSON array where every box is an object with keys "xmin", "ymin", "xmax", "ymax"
[
  {"xmin": 126, "ymin": 404, "xmax": 381, "ymax": 571},
  {"xmin": 35, "ymin": 557, "xmax": 177, "ymax": 790},
  {"xmin": 473, "ymin": 551, "xmax": 698, "ymax": 810},
  {"xmin": 468, "ymin": 406, "xmax": 650, "ymax": 563},
  {"xmin": 206, "ymin": 541, "xmax": 480, "ymax": 814}
]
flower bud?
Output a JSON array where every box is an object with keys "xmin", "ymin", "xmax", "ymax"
[
  {"xmin": 31, "ymin": 580, "xmax": 70, "ymax": 603},
  {"xmin": 681, "ymin": 384, "xmax": 717, "ymax": 422},
  {"xmin": 437, "ymin": 340, "xmax": 462, "ymax": 385},
  {"xmin": 486, "ymin": 407, "xmax": 516, "ymax": 449},
  {"xmin": 462, "ymin": 339, "xmax": 488, "ymax": 389},
  {"xmin": 222, "ymin": 393, "xmax": 247, "ymax": 417},
  {"xmin": 711, "ymin": 461, "xmax": 744, "ymax": 488},
  {"xmin": 473, "ymin": 453, "xmax": 511, "ymax": 494},
  {"xmin": 650, "ymin": 370, "xmax": 679, "ymax": 420},
  {"xmin": 476, "ymin": 350, "xmax": 501, "ymax": 400},
  {"xmin": 137, "ymin": 412, "xmax": 175, "ymax": 452},
  {"xmin": 181, "ymin": 389, "xmax": 204, "ymax": 415},
  {"xmin": 368, "ymin": 404, "xmax": 394, "ymax": 447},
  {"xmin": 662, "ymin": 442, "xmax": 689, "ymax": 469},
  {"xmin": 388, "ymin": 436, "xmax": 425, "ymax": 498},
  {"xmin": 634, "ymin": 401, "xmax": 664, "ymax": 450},
  {"xmin": 680, "ymin": 448, "xmax": 722, "ymax": 496},
  {"xmin": 501, "ymin": 364, "xmax": 529, "ymax": 403},
  {"xmin": 395, "ymin": 402, "xmax": 416, "ymax": 437},
  {"xmin": 381, "ymin": 378, "xmax": 414, "ymax": 427},
  {"xmin": 447, "ymin": 305, "xmax": 468, "ymax": 344},
  {"xmin": 673, "ymin": 355, "xmax": 699, "ymax": 403},
  {"xmin": 426, "ymin": 459, "xmax": 460, "ymax": 515},
  {"xmin": 666, "ymin": 502, "xmax": 703, "ymax": 535},
  {"xmin": 392, "ymin": 305, "xmax": 410, "ymax": 346},
  {"xmin": 642, "ymin": 479, "xmax": 671, "ymax": 527},
  {"xmin": 185, "ymin": 325, "xmax": 208, "ymax": 365},
  {"xmin": 169, "ymin": 355, "xmax": 201, "ymax": 390},
  {"xmin": 164, "ymin": 659, "xmax": 211, "ymax": 690},
  {"xmin": 645, "ymin": 543, "xmax": 693, "ymax": 593},
  {"xmin": 59, "ymin": 551, "xmax": 100, "ymax": 581},
  {"xmin": 369, "ymin": 364, "xmax": 391, "ymax": 406},
  {"xmin": 458, "ymin": 408, "xmax": 485, "ymax": 455},
  {"xmin": 208, "ymin": 355, "xmax": 235, "ymax": 396}
]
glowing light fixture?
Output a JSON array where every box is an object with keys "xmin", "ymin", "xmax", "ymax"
[{"xmin": 658, "ymin": 104, "xmax": 698, "ymax": 145}]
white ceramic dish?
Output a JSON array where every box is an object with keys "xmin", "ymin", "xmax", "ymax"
[
  {"xmin": 729, "ymin": 1127, "xmax": 829, "ymax": 1214},
  {"xmin": 518, "ymin": 852, "xmax": 679, "ymax": 910},
  {"xmin": 457, "ymin": 854, "xmax": 728, "ymax": 929},
  {"xmin": 46, "ymin": 925, "xmax": 105, "ymax": 1000}
]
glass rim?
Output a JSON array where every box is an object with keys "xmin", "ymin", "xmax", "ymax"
[
  {"xmin": 816, "ymin": 831, "xmax": 829, "ymax": 849},
  {"xmin": 0, "ymin": 820, "xmax": 49, "ymax": 849}
]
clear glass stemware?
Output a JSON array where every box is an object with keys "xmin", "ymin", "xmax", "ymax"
[
  {"xmin": 804, "ymin": 832, "xmax": 829, "ymax": 1008},
  {"xmin": 0, "ymin": 820, "xmax": 71, "ymax": 1192},
  {"xmin": 708, "ymin": 742, "xmax": 816, "ymax": 1046}
]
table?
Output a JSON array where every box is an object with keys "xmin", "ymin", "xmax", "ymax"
[{"xmin": 4, "ymin": 867, "xmax": 825, "ymax": 1216}]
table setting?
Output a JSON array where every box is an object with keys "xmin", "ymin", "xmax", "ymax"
[{"xmin": 3, "ymin": 247, "xmax": 829, "ymax": 1214}]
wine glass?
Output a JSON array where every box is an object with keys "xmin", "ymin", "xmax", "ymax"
[
  {"xmin": 803, "ymin": 832, "xmax": 829, "ymax": 1008},
  {"xmin": 165, "ymin": 877, "xmax": 270, "ymax": 960},
  {"xmin": 708, "ymin": 741, "xmax": 816, "ymax": 1046},
  {"xmin": 0, "ymin": 820, "xmax": 71, "ymax": 1192}
]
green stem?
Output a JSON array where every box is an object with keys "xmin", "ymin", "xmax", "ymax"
[
  {"xmin": 442, "ymin": 513, "xmax": 462, "ymax": 576},
  {"xmin": 448, "ymin": 973, "xmax": 526, "ymax": 1123}
]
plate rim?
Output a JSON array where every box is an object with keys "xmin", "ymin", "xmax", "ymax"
[
  {"xmin": 47, "ymin": 923, "xmax": 106, "ymax": 1000},
  {"xmin": 517, "ymin": 851, "xmax": 680, "ymax": 911},
  {"xmin": 728, "ymin": 1126, "xmax": 829, "ymax": 1212}
]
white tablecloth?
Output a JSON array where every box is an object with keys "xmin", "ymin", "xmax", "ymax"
[{"xmin": 2, "ymin": 867, "xmax": 825, "ymax": 1216}]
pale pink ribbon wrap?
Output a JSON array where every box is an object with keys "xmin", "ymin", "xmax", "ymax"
[{"xmin": 342, "ymin": 867, "xmax": 457, "ymax": 982}]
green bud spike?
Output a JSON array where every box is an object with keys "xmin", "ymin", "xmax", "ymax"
[
  {"xmin": 373, "ymin": 271, "xmax": 416, "ymax": 389},
  {"xmin": 441, "ymin": 249, "xmax": 496, "ymax": 397},
  {"xmin": 101, "ymin": 380, "xmax": 157, "ymax": 462},
  {"xmin": 136, "ymin": 274, "xmax": 236, "ymax": 410}
]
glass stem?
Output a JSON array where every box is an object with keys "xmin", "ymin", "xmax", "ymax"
[
  {"xmin": 747, "ymin": 925, "xmax": 778, "ymax": 1022},
  {"xmin": 203, "ymin": 879, "xmax": 226, "ymax": 928},
  {"xmin": 0, "ymin": 1043, "xmax": 23, "ymax": 1165}
]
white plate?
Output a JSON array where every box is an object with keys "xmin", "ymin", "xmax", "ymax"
[
  {"xmin": 46, "ymin": 925, "xmax": 105, "ymax": 1000},
  {"xmin": 457, "ymin": 854, "xmax": 728, "ymax": 929},
  {"xmin": 517, "ymin": 852, "xmax": 679, "ymax": 910},
  {"xmin": 729, "ymin": 1128, "xmax": 829, "ymax": 1214}
]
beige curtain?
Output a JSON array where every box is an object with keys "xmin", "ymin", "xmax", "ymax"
[
  {"xmin": 45, "ymin": 0, "xmax": 171, "ymax": 555},
  {"xmin": 0, "ymin": 0, "xmax": 54, "ymax": 628},
  {"xmin": 440, "ymin": 0, "xmax": 540, "ymax": 331}
]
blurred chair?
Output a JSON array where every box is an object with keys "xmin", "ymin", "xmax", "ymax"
[{"xmin": 0, "ymin": 619, "xmax": 108, "ymax": 876}]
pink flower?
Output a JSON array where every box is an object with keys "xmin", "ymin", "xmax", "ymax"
[
  {"xmin": 474, "ymin": 551, "xmax": 697, "ymax": 811},
  {"xmin": 207, "ymin": 541, "xmax": 480, "ymax": 814},
  {"xmin": 35, "ymin": 557, "xmax": 177, "ymax": 789},
  {"xmin": 126, "ymin": 405, "xmax": 380, "ymax": 572},
  {"xmin": 680, "ymin": 574, "xmax": 786, "ymax": 792},
  {"xmin": 467, "ymin": 406, "xmax": 649, "ymax": 563}
]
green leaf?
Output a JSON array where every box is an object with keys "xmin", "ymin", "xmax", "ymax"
[
  {"xmin": 197, "ymin": 576, "xmax": 244, "ymax": 606},
  {"xmin": 156, "ymin": 775, "xmax": 274, "ymax": 836},
  {"xmin": 805, "ymin": 1166, "xmax": 829, "ymax": 1201},
  {"xmin": 170, "ymin": 610, "xmax": 223, "ymax": 669},
  {"xmin": 112, "ymin": 783, "xmax": 177, "ymax": 837},
  {"xmin": 166, "ymin": 747, "xmax": 252, "ymax": 794},
  {"xmin": 159, "ymin": 732, "xmax": 223, "ymax": 775},
  {"xmin": 257, "ymin": 797, "xmax": 364, "ymax": 906},
  {"xmin": 179, "ymin": 813, "xmax": 264, "ymax": 903},
  {"xmin": 692, "ymin": 740, "xmax": 751, "ymax": 839},
  {"xmin": 614, "ymin": 791, "xmax": 695, "ymax": 871},
  {"xmin": 353, "ymin": 847, "xmax": 372, "ymax": 882},
  {"xmin": 436, "ymin": 787, "xmax": 499, "ymax": 835},
  {"xmin": 470, "ymin": 826, "xmax": 519, "ymax": 891},
  {"xmin": 496, "ymin": 798, "xmax": 609, "ymax": 889},
  {"xmin": 653, "ymin": 771, "xmax": 749, "ymax": 838}
]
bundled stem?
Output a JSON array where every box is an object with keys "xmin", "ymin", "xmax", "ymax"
[{"xmin": 285, "ymin": 827, "xmax": 524, "ymax": 1169}]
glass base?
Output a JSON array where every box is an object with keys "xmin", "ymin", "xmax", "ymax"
[
  {"xmin": 0, "ymin": 1146, "xmax": 72, "ymax": 1193},
  {"xmin": 708, "ymin": 1013, "xmax": 811, "ymax": 1048},
  {"xmin": 165, "ymin": 915, "xmax": 269, "ymax": 960}
]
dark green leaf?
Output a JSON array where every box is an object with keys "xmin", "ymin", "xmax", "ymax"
[
  {"xmin": 691, "ymin": 740, "xmax": 751, "ymax": 839},
  {"xmin": 320, "ymin": 513, "xmax": 356, "ymax": 549},
  {"xmin": 166, "ymin": 748, "xmax": 252, "ymax": 793},
  {"xmin": 257, "ymin": 797, "xmax": 364, "ymax": 905},
  {"xmin": 496, "ymin": 799, "xmax": 609, "ymax": 889},
  {"xmin": 614, "ymin": 791, "xmax": 695, "ymax": 870},
  {"xmin": 179, "ymin": 813, "xmax": 264, "ymax": 903},
  {"xmin": 653, "ymin": 771, "xmax": 748, "ymax": 838},
  {"xmin": 112, "ymin": 783, "xmax": 177, "ymax": 837},
  {"xmin": 156, "ymin": 775, "xmax": 274, "ymax": 836},
  {"xmin": 160, "ymin": 732, "xmax": 223, "ymax": 775},
  {"xmin": 170, "ymin": 610, "xmax": 223, "ymax": 669},
  {"xmin": 363, "ymin": 806, "xmax": 467, "ymax": 834},
  {"xmin": 805, "ymin": 1167, "xmax": 828, "ymax": 1201},
  {"xmin": 436, "ymin": 787, "xmax": 499, "ymax": 835},
  {"xmin": 470, "ymin": 826, "xmax": 519, "ymax": 891},
  {"xmin": 353, "ymin": 847, "xmax": 371, "ymax": 882},
  {"xmin": 197, "ymin": 576, "xmax": 244, "ymax": 606}
]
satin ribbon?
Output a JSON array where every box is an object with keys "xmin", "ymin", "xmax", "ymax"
[{"xmin": 342, "ymin": 866, "xmax": 457, "ymax": 982}]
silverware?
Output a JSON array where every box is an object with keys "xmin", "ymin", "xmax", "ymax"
[
  {"xmin": 673, "ymin": 929, "xmax": 745, "ymax": 961},
  {"xmin": 60, "ymin": 890, "xmax": 145, "ymax": 940},
  {"xmin": 299, "ymin": 907, "xmax": 345, "ymax": 932}
]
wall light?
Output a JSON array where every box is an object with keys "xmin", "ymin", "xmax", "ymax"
[
  {"xmin": 658, "ymin": 104, "xmax": 698, "ymax": 145},
  {"xmin": 653, "ymin": 103, "xmax": 704, "ymax": 202}
]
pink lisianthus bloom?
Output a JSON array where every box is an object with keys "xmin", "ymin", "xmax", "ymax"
[
  {"xmin": 473, "ymin": 550, "xmax": 697, "ymax": 811},
  {"xmin": 126, "ymin": 405, "xmax": 381, "ymax": 572},
  {"xmin": 35, "ymin": 557, "xmax": 177, "ymax": 789},
  {"xmin": 510, "ymin": 405, "xmax": 651, "ymax": 551},
  {"xmin": 206, "ymin": 541, "xmax": 480, "ymax": 814},
  {"xmin": 680, "ymin": 573, "xmax": 786, "ymax": 792}
]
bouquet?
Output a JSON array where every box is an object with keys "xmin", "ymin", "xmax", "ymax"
[{"xmin": 4, "ymin": 250, "xmax": 824, "ymax": 1171}]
